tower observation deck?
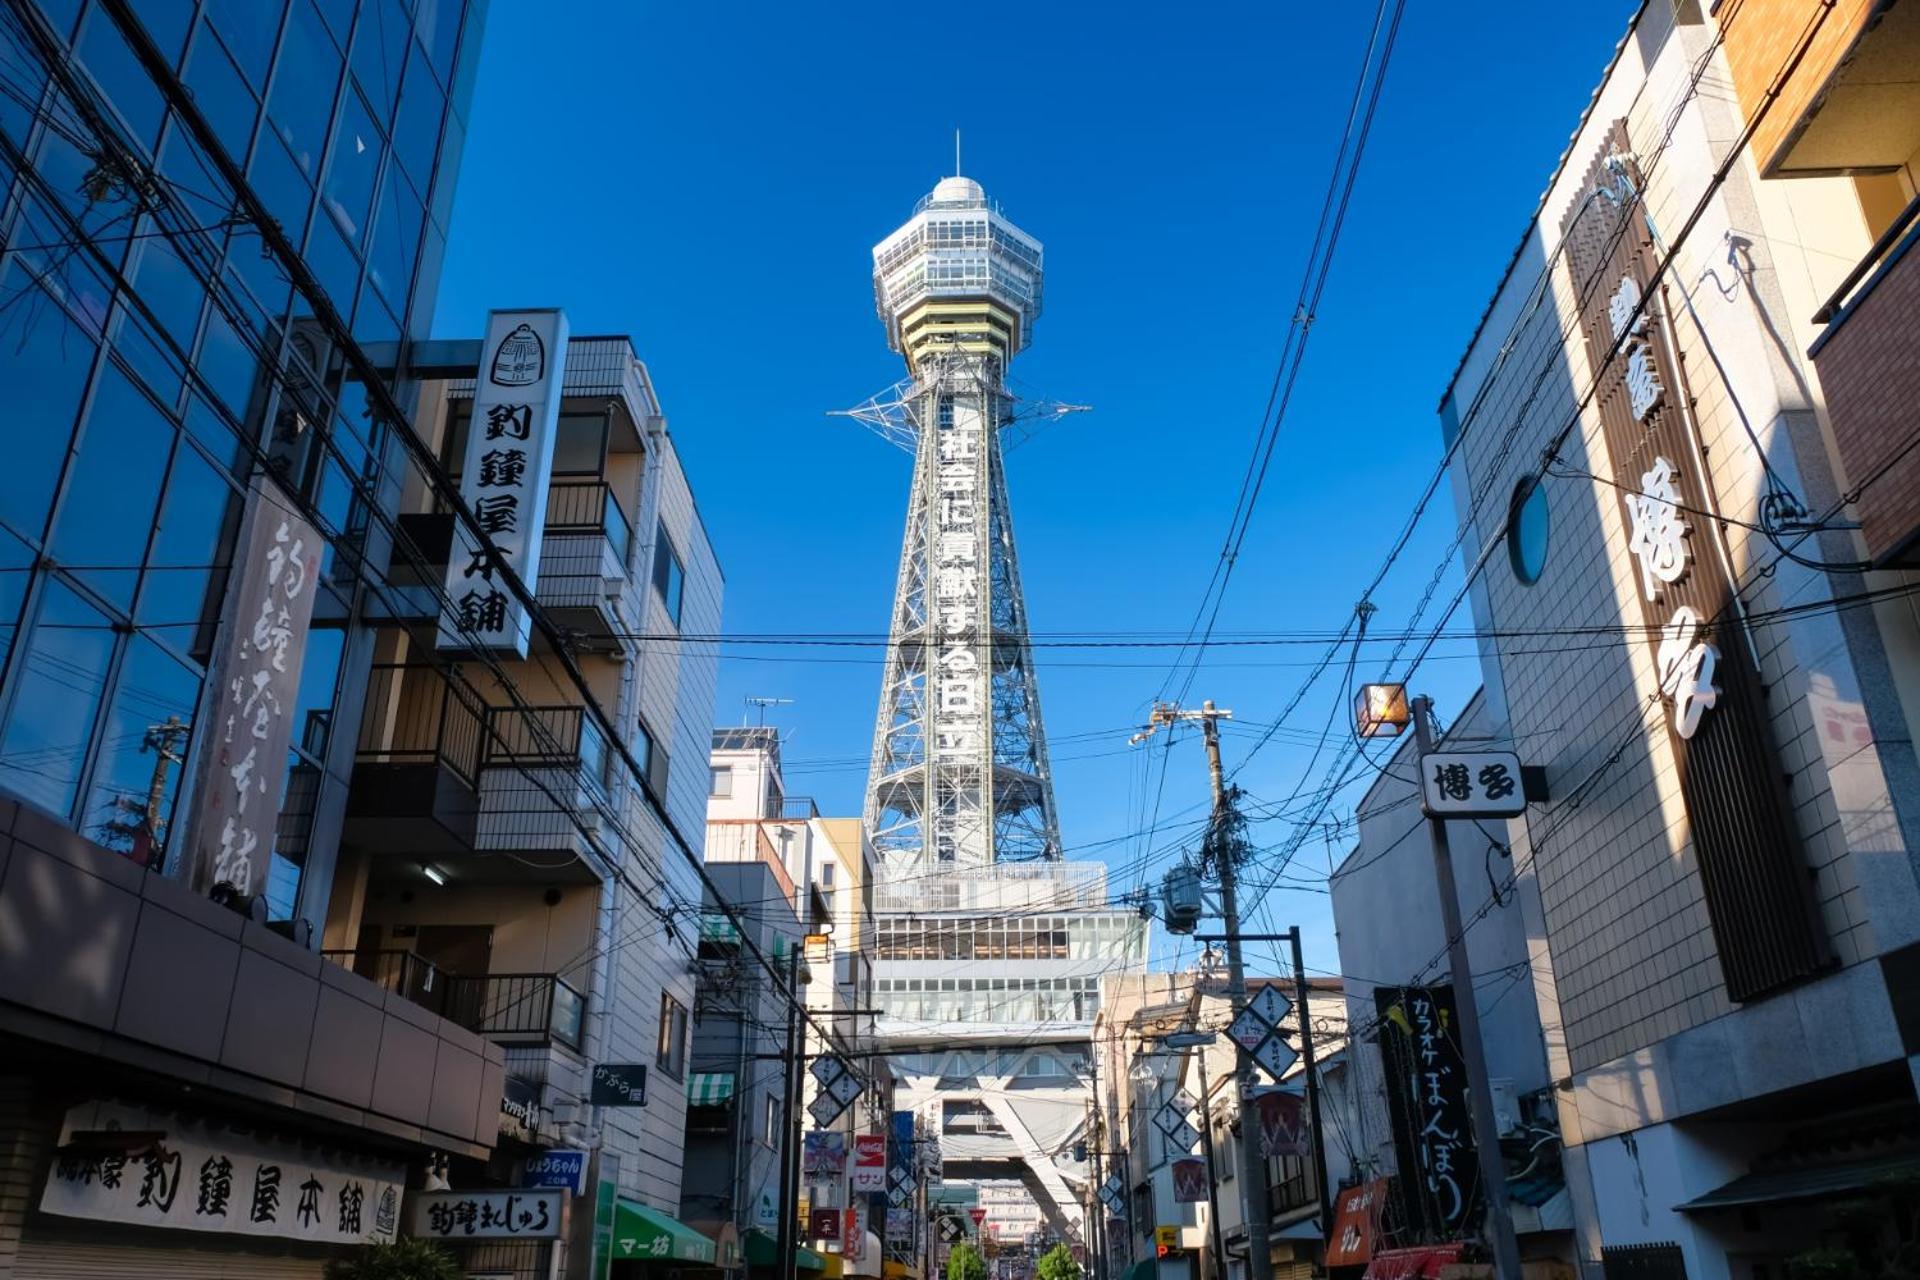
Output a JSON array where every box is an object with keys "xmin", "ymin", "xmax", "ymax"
[{"xmin": 864, "ymin": 175, "xmax": 1060, "ymax": 871}]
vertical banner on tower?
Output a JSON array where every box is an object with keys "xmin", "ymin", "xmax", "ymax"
[
  {"xmin": 189, "ymin": 484, "xmax": 321, "ymax": 895},
  {"xmin": 929, "ymin": 386, "xmax": 987, "ymax": 864},
  {"xmin": 439, "ymin": 308, "xmax": 571, "ymax": 658}
]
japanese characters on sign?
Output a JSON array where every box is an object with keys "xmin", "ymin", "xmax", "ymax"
[
  {"xmin": 845, "ymin": 1201, "xmax": 866, "ymax": 1260},
  {"xmin": 852, "ymin": 1134, "xmax": 888, "ymax": 1193},
  {"xmin": 1621, "ymin": 456, "xmax": 1720, "ymax": 739},
  {"xmin": 931, "ymin": 389, "xmax": 987, "ymax": 864},
  {"xmin": 522, "ymin": 1150, "xmax": 588, "ymax": 1197},
  {"xmin": 1419, "ymin": 750, "xmax": 1526, "ymax": 818},
  {"xmin": 439, "ymin": 309, "xmax": 571, "ymax": 658},
  {"xmin": 1374, "ymin": 986, "xmax": 1478, "ymax": 1237},
  {"xmin": 1609, "ymin": 275, "xmax": 1665, "ymax": 423},
  {"xmin": 408, "ymin": 1189, "xmax": 564, "ymax": 1241},
  {"xmin": 588, "ymin": 1063, "xmax": 647, "ymax": 1107},
  {"xmin": 193, "ymin": 492, "xmax": 322, "ymax": 897},
  {"xmin": 39, "ymin": 1102, "xmax": 403, "ymax": 1245}
]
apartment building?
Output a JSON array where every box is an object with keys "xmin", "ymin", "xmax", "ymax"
[
  {"xmin": 328, "ymin": 328, "xmax": 724, "ymax": 1277},
  {"xmin": 1433, "ymin": 2, "xmax": 1920, "ymax": 1277}
]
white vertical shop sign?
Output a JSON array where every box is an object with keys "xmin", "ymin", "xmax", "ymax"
[
  {"xmin": 439, "ymin": 308, "xmax": 570, "ymax": 657},
  {"xmin": 191, "ymin": 484, "xmax": 321, "ymax": 897}
]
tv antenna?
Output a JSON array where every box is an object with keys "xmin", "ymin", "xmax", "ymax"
[{"xmin": 744, "ymin": 696, "xmax": 794, "ymax": 727}]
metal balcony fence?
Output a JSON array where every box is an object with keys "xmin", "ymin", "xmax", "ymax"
[
  {"xmin": 355, "ymin": 663, "xmax": 485, "ymax": 787},
  {"xmin": 544, "ymin": 479, "xmax": 633, "ymax": 566},
  {"xmin": 479, "ymin": 704, "xmax": 612, "ymax": 797},
  {"xmin": 321, "ymin": 950, "xmax": 586, "ymax": 1051}
]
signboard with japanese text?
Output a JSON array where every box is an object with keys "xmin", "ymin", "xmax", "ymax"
[
  {"xmin": 852, "ymin": 1134, "xmax": 887, "ymax": 1193},
  {"xmin": 188, "ymin": 489, "xmax": 321, "ymax": 896},
  {"xmin": 589, "ymin": 1063, "xmax": 647, "ymax": 1107},
  {"xmin": 408, "ymin": 1188, "xmax": 563, "ymax": 1241},
  {"xmin": 1419, "ymin": 750, "xmax": 1525, "ymax": 818},
  {"xmin": 1563, "ymin": 124, "xmax": 1824, "ymax": 1000},
  {"xmin": 439, "ymin": 308, "xmax": 570, "ymax": 657},
  {"xmin": 846, "ymin": 1201, "xmax": 867, "ymax": 1259},
  {"xmin": 1326, "ymin": 1178, "xmax": 1386, "ymax": 1267},
  {"xmin": 809, "ymin": 1208, "xmax": 842, "ymax": 1242},
  {"xmin": 522, "ymin": 1150, "xmax": 587, "ymax": 1197},
  {"xmin": 39, "ymin": 1101, "xmax": 403, "ymax": 1245},
  {"xmin": 1374, "ymin": 986, "xmax": 1477, "ymax": 1237}
]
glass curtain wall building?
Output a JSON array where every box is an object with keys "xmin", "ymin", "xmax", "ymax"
[{"xmin": 0, "ymin": 0, "xmax": 475, "ymax": 920}]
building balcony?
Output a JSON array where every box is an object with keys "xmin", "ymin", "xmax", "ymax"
[
  {"xmin": 1808, "ymin": 193, "xmax": 1920, "ymax": 565},
  {"xmin": 321, "ymin": 949, "xmax": 587, "ymax": 1053},
  {"xmin": 380, "ymin": 479, "xmax": 639, "ymax": 653},
  {"xmin": 346, "ymin": 662, "xmax": 484, "ymax": 856},
  {"xmin": 476, "ymin": 703, "xmax": 615, "ymax": 859}
]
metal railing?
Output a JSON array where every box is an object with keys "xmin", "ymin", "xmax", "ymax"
[
  {"xmin": 322, "ymin": 951, "xmax": 586, "ymax": 1051},
  {"xmin": 355, "ymin": 664, "xmax": 485, "ymax": 787},
  {"xmin": 443, "ymin": 973, "xmax": 587, "ymax": 1051},
  {"xmin": 1814, "ymin": 191, "xmax": 1920, "ymax": 326},
  {"xmin": 480, "ymin": 704, "xmax": 611, "ymax": 796},
  {"xmin": 323, "ymin": 948, "xmax": 450, "ymax": 1013},
  {"xmin": 545, "ymin": 479, "xmax": 634, "ymax": 566},
  {"xmin": 779, "ymin": 795, "xmax": 820, "ymax": 820}
]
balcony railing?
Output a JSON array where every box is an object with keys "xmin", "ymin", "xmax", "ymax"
[
  {"xmin": 481, "ymin": 703, "xmax": 610, "ymax": 793},
  {"xmin": 779, "ymin": 795, "xmax": 820, "ymax": 821},
  {"xmin": 444, "ymin": 972, "xmax": 587, "ymax": 1052},
  {"xmin": 356, "ymin": 664, "xmax": 485, "ymax": 786},
  {"xmin": 545, "ymin": 479, "xmax": 633, "ymax": 566},
  {"xmin": 322, "ymin": 951, "xmax": 586, "ymax": 1051}
]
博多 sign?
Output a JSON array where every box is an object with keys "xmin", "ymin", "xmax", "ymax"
[
  {"xmin": 1420, "ymin": 750, "xmax": 1526, "ymax": 818},
  {"xmin": 439, "ymin": 308, "xmax": 570, "ymax": 657},
  {"xmin": 408, "ymin": 1188, "xmax": 564, "ymax": 1240},
  {"xmin": 40, "ymin": 1102, "xmax": 403, "ymax": 1246}
]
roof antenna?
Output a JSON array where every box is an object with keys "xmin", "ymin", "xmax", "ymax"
[{"xmin": 954, "ymin": 128, "xmax": 961, "ymax": 178}]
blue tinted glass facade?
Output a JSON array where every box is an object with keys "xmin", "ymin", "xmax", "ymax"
[{"xmin": 0, "ymin": 0, "xmax": 481, "ymax": 917}]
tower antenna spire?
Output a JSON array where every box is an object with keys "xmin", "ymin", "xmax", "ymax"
[{"xmin": 954, "ymin": 128, "xmax": 961, "ymax": 177}]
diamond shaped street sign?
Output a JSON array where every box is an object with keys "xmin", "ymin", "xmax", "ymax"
[
  {"xmin": 1098, "ymin": 1185, "xmax": 1121, "ymax": 1212},
  {"xmin": 1168, "ymin": 1089, "xmax": 1198, "ymax": 1117},
  {"xmin": 1153, "ymin": 1104, "xmax": 1189, "ymax": 1139},
  {"xmin": 938, "ymin": 1216, "xmax": 962, "ymax": 1244},
  {"xmin": 829, "ymin": 1071, "xmax": 863, "ymax": 1108},
  {"xmin": 1227, "ymin": 1007, "xmax": 1269, "ymax": 1052},
  {"xmin": 1251, "ymin": 1032, "xmax": 1300, "ymax": 1082},
  {"xmin": 1163, "ymin": 1118, "xmax": 1202, "ymax": 1152},
  {"xmin": 1248, "ymin": 986, "xmax": 1293, "ymax": 1028},
  {"xmin": 811, "ymin": 1055, "xmax": 848, "ymax": 1087},
  {"xmin": 809, "ymin": 1093, "xmax": 846, "ymax": 1128}
]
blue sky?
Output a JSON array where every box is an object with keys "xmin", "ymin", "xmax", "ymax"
[{"xmin": 432, "ymin": 1, "xmax": 1638, "ymax": 980}]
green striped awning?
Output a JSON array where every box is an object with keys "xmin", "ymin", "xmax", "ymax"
[
  {"xmin": 687, "ymin": 1072, "xmax": 736, "ymax": 1105},
  {"xmin": 701, "ymin": 912, "xmax": 741, "ymax": 943}
]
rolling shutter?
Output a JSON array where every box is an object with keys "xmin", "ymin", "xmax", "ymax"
[{"xmin": 13, "ymin": 1235, "xmax": 328, "ymax": 1279}]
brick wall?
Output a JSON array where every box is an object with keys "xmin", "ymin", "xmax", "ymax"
[
  {"xmin": 1813, "ymin": 238, "xmax": 1920, "ymax": 562},
  {"xmin": 1717, "ymin": 0, "xmax": 1874, "ymax": 176}
]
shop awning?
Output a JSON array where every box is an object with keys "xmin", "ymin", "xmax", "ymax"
[
  {"xmin": 882, "ymin": 1263, "xmax": 920, "ymax": 1280},
  {"xmin": 1676, "ymin": 1149, "xmax": 1920, "ymax": 1211},
  {"xmin": 822, "ymin": 1256, "xmax": 845, "ymax": 1279},
  {"xmin": 1362, "ymin": 1244, "xmax": 1463, "ymax": 1280},
  {"xmin": 687, "ymin": 1072, "xmax": 736, "ymax": 1105},
  {"xmin": 612, "ymin": 1198, "xmax": 718, "ymax": 1264},
  {"xmin": 846, "ymin": 1233, "xmax": 886, "ymax": 1278},
  {"xmin": 744, "ymin": 1228, "xmax": 827, "ymax": 1272}
]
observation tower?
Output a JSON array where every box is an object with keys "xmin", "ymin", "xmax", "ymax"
[{"xmin": 861, "ymin": 174, "xmax": 1060, "ymax": 872}]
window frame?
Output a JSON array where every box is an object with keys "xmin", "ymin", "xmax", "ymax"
[
  {"xmin": 651, "ymin": 519, "xmax": 684, "ymax": 626},
  {"xmin": 710, "ymin": 764, "xmax": 732, "ymax": 797},
  {"xmin": 656, "ymin": 990, "xmax": 688, "ymax": 1080}
]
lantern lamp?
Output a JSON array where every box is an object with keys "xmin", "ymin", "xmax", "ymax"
[{"xmin": 1354, "ymin": 683, "xmax": 1411, "ymax": 739}]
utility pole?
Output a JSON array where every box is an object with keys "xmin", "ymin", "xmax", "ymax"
[
  {"xmin": 1136, "ymin": 702, "xmax": 1270, "ymax": 1280},
  {"xmin": 1411, "ymin": 695, "xmax": 1523, "ymax": 1280},
  {"xmin": 1287, "ymin": 930, "xmax": 1332, "ymax": 1236},
  {"xmin": 1192, "ymin": 1048, "xmax": 1227, "ymax": 1280},
  {"xmin": 776, "ymin": 944, "xmax": 805, "ymax": 1280}
]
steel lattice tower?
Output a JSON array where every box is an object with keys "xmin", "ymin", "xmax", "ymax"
[{"xmin": 857, "ymin": 175, "xmax": 1061, "ymax": 872}]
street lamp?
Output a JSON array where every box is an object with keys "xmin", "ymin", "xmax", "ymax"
[{"xmin": 1353, "ymin": 683, "xmax": 1410, "ymax": 739}]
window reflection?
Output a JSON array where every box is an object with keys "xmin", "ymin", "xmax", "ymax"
[
  {"xmin": 0, "ymin": 280, "xmax": 97, "ymax": 542},
  {"xmin": 84, "ymin": 635, "xmax": 197, "ymax": 866},
  {"xmin": 0, "ymin": 578, "xmax": 114, "ymax": 818},
  {"xmin": 51, "ymin": 362, "xmax": 172, "ymax": 611}
]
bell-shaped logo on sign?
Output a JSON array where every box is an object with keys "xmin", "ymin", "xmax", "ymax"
[{"xmin": 490, "ymin": 322, "xmax": 545, "ymax": 387}]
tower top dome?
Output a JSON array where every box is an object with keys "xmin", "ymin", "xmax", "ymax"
[{"xmin": 928, "ymin": 175, "xmax": 985, "ymax": 206}]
